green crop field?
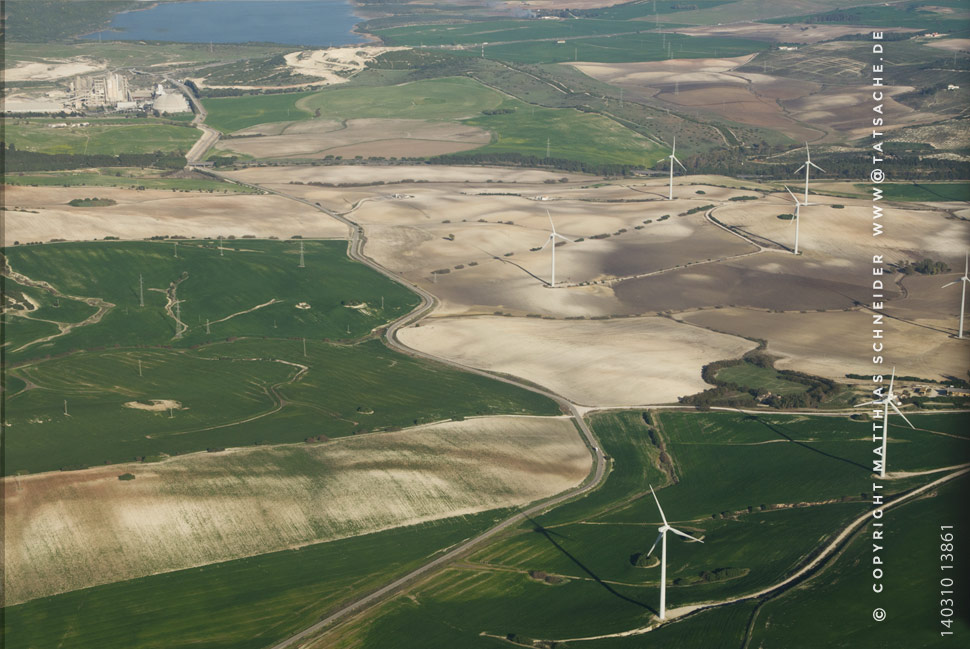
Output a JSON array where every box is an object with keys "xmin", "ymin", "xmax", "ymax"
[
  {"xmin": 375, "ymin": 17, "xmax": 645, "ymax": 47},
  {"xmin": 714, "ymin": 362, "xmax": 810, "ymax": 395},
  {"xmin": 2, "ymin": 512, "xmax": 507, "ymax": 649},
  {"xmin": 3, "ymin": 119, "xmax": 199, "ymax": 155},
  {"xmin": 765, "ymin": 0, "xmax": 970, "ymax": 29},
  {"xmin": 465, "ymin": 99, "xmax": 665, "ymax": 167},
  {"xmin": 4, "ymin": 169, "xmax": 258, "ymax": 193},
  {"xmin": 203, "ymin": 77, "xmax": 665, "ymax": 167},
  {"xmin": 3, "ymin": 241, "xmax": 559, "ymax": 473},
  {"xmin": 203, "ymin": 91, "xmax": 316, "ymax": 132},
  {"xmin": 297, "ymin": 76, "xmax": 503, "ymax": 121},
  {"xmin": 856, "ymin": 182, "xmax": 970, "ymax": 202},
  {"xmin": 320, "ymin": 409, "xmax": 970, "ymax": 647},
  {"xmin": 4, "ymin": 239, "xmax": 418, "ymax": 357},
  {"xmin": 749, "ymin": 475, "xmax": 970, "ymax": 647}
]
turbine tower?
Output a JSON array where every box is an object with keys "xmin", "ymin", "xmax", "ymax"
[
  {"xmin": 794, "ymin": 142, "xmax": 825, "ymax": 206},
  {"xmin": 941, "ymin": 251, "xmax": 969, "ymax": 339},
  {"xmin": 855, "ymin": 367, "xmax": 916, "ymax": 478},
  {"xmin": 667, "ymin": 137, "xmax": 686, "ymax": 201},
  {"xmin": 647, "ymin": 485, "xmax": 703, "ymax": 620},
  {"xmin": 785, "ymin": 185, "xmax": 804, "ymax": 255},
  {"xmin": 537, "ymin": 210, "xmax": 572, "ymax": 288}
]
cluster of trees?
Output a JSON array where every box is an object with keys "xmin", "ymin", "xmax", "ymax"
[
  {"xmin": 3, "ymin": 144, "xmax": 186, "ymax": 171},
  {"xmin": 681, "ymin": 354, "xmax": 839, "ymax": 409},
  {"xmin": 899, "ymin": 258, "xmax": 950, "ymax": 275}
]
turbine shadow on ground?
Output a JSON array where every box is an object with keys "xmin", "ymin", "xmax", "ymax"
[
  {"xmin": 741, "ymin": 413, "xmax": 871, "ymax": 473},
  {"xmin": 520, "ymin": 511, "xmax": 656, "ymax": 614}
]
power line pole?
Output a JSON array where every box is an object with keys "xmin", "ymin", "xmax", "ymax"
[
  {"xmin": 138, "ymin": 359, "xmax": 142, "ymax": 377},
  {"xmin": 175, "ymin": 300, "xmax": 182, "ymax": 338},
  {"xmin": 174, "ymin": 241, "xmax": 179, "ymax": 258},
  {"xmin": 298, "ymin": 240, "xmax": 305, "ymax": 268},
  {"xmin": 139, "ymin": 274, "xmax": 144, "ymax": 307},
  {"xmin": 64, "ymin": 400, "xmax": 69, "ymax": 416},
  {"xmin": 303, "ymin": 337, "xmax": 307, "ymax": 357},
  {"xmin": 219, "ymin": 235, "xmax": 224, "ymax": 256},
  {"xmin": 206, "ymin": 318, "xmax": 210, "ymax": 334},
  {"xmin": 546, "ymin": 138, "xmax": 551, "ymax": 158}
]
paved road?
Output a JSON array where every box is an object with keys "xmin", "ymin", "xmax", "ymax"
[
  {"xmin": 203, "ymin": 173, "xmax": 608, "ymax": 649},
  {"xmin": 168, "ymin": 77, "xmax": 221, "ymax": 165}
]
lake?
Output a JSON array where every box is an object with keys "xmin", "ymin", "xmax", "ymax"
[{"xmin": 83, "ymin": 0, "xmax": 366, "ymax": 46}]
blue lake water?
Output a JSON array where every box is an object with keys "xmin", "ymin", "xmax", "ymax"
[{"xmin": 83, "ymin": 0, "xmax": 365, "ymax": 46}]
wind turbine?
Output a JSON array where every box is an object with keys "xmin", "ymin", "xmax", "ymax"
[
  {"xmin": 667, "ymin": 136, "xmax": 686, "ymax": 201},
  {"xmin": 794, "ymin": 142, "xmax": 825, "ymax": 205},
  {"xmin": 941, "ymin": 251, "xmax": 968, "ymax": 339},
  {"xmin": 647, "ymin": 485, "xmax": 703, "ymax": 621},
  {"xmin": 538, "ymin": 210, "xmax": 572, "ymax": 287},
  {"xmin": 855, "ymin": 367, "xmax": 915, "ymax": 478},
  {"xmin": 784, "ymin": 185, "xmax": 804, "ymax": 255}
]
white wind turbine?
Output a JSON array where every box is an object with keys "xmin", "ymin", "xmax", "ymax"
[
  {"xmin": 794, "ymin": 142, "xmax": 825, "ymax": 205},
  {"xmin": 667, "ymin": 136, "xmax": 686, "ymax": 201},
  {"xmin": 784, "ymin": 185, "xmax": 804, "ymax": 255},
  {"xmin": 538, "ymin": 210, "xmax": 572, "ymax": 287},
  {"xmin": 855, "ymin": 367, "xmax": 915, "ymax": 478},
  {"xmin": 941, "ymin": 251, "xmax": 968, "ymax": 339},
  {"xmin": 647, "ymin": 485, "xmax": 703, "ymax": 621}
]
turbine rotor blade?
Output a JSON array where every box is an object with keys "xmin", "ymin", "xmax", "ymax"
[
  {"xmin": 538, "ymin": 238, "xmax": 551, "ymax": 251},
  {"xmin": 854, "ymin": 400, "xmax": 881, "ymax": 408},
  {"xmin": 669, "ymin": 527, "xmax": 704, "ymax": 543},
  {"xmin": 889, "ymin": 401, "xmax": 917, "ymax": 429},
  {"xmin": 784, "ymin": 185, "xmax": 799, "ymax": 204},
  {"xmin": 674, "ymin": 156, "xmax": 687, "ymax": 171},
  {"xmin": 795, "ymin": 164, "xmax": 805, "ymax": 174},
  {"xmin": 942, "ymin": 281, "xmax": 958, "ymax": 288},
  {"xmin": 888, "ymin": 367, "xmax": 896, "ymax": 396},
  {"xmin": 649, "ymin": 484, "xmax": 668, "ymax": 526},
  {"xmin": 647, "ymin": 531, "xmax": 663, "ymax": 557},
  {"xmin": 809, "ymin": 161, "xmax": 826, "ymax": 172},
  {"xmin": 546, "ymin": 209, "xmax": 556, "ymax": 235}
]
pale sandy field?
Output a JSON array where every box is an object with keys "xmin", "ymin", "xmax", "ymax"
[
  {"xmin": 711, "ymin": 194, "xmax": 968, "ymax": 264},
  {"xmin": 223, "ymin": 118, "xmax": 490, "ymax": 159},
  {"xmin": 680, "ymin": 307, "xmax": 970, "ymax": 382},
  {"xmin": 570, "ymin": 57, "xmax": 822, "ymax": 141},
  {"xmin": 4, "ymin": 416, "xmax": 589, "ymax": 605},
  {"xmin": 225, "ymin": 164, "xmax": 585, "ymax": 186},
  {"xmin": 398, "ymin": 315, "xmax": 756, "ymax": 406},
  {"xmin": 2, "ymin": 185, "xmax": 347, "ymax": 242},
  {"xmin": 5, "ymin": 58, "xmax": 106, "ymax": 81},
  {"xmin": 924, "ymin": 38, "xmax": 970, "ymax": 53},
  {"xmin": 672, "ymin": 22, "xmax": 920, "ymax": 44}
]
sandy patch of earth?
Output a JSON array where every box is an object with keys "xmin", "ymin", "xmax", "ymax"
[
  {"xmin": 398, "ymin": 315, "xmax": 756, "ymax": 406},
  {"xmin": 283, "ymin": 46, "xmax": 410, "ymax": 85},
  {"xmin": 2, "ymin": 185, "xmax": 347, "ymax": 242},
  {"xmin": 123, "ymin": 399, "xmax": 183, "ymax": 412},
  {"xmin": 3, "ymin": 415, "xmax": 588, "ymax": 605},
  {"xmin": 5, "ymin": 58, "xmax": 106, "ymax": 82}
]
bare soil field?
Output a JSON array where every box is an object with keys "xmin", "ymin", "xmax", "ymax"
[
  {"xmin": 924, "ymin": 38, "xmax": 970, "ymax": 53},
  {"xmin": 711, "ymin": 195, "xmax": 967, "ymax": 264},
  {"xmin": 283, "ymin": 46, "xmax": 410, "ymax": 85},
  {"xmin": 2, "ymin": 185, "xmax": 347, "ymax": 242},
  {"xmin": 570, "ymin": 57, "xmax": 822, "ymax": 142},
  {"xmin": 224, "ymin": 164, "xmax": 583, "ymax": 187},
  {"xmin": 223, "ymin": 118, "xmax": 490, "ymax": 159},
  {"xmin": 398, "ymin": 315, "xmax": 756, "ymax": 406},
  {"xmin": 680, "ymin": 307, "xmax": 969, "ymax": 382},
  {"xmin": 4, "ymin": 57, "xmax": 106, "ymax": 82},
  {"xmin": 3, "ymin": 416, "xmax": 588, "ymax": 605},
  {"xmin": 672, "ymin": 22, "xmax": 920, "ymax": 44}
]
